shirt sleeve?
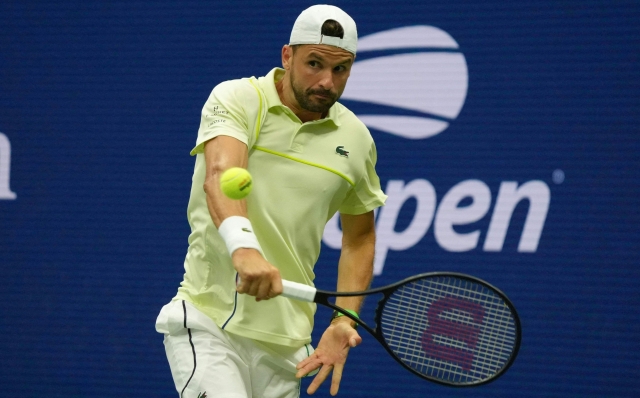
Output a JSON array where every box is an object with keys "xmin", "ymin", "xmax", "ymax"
[
  {"xmin": 190, "ymin": 79, "xmax": 257, "ymax": 156},
  {"xmin": 338, "ymin": 140, "xmax": 387, "ymax": 215}
]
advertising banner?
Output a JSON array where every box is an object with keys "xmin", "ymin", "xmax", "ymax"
[{"xmin": 1, "ymin": 1, "xmax": 638, "ymax": 396}]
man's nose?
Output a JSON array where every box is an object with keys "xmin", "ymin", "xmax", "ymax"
[{"xmin": 317, "ymin": 68, "xmax": 334, "ymax": 91}]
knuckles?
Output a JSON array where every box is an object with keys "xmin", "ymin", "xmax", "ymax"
[{"xmin": 235, "ymin": 262, "xmax": 281, "ymax": 298}]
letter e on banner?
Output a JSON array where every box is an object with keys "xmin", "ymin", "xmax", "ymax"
[{"xmin": 434, "ymin": 180, "xmax": 491, "ymax": 252}]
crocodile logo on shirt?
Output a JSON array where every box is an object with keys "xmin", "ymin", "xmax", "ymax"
[
  {"xmin": 241, "ymin": 228, "xmax": 252, "ymax": 233},
  {"xmin": 336, "ymin": 146, "xmax": 349, "ymax": 158},
  {"xmin": 197, "ymin": 392, "xmax": 207, "ymax": 398}
]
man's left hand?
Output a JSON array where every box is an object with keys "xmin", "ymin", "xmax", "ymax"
[{"xmin": 295, "ymin": 320, "xmax": 362, "ymax": 396}]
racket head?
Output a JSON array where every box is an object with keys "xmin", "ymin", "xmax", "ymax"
[{"xmin": 374, "ymin": 272, "xmax": 521, "ymax": 387}]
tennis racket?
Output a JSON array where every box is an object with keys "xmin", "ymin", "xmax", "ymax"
[{"xmin": 281, "ymin": 272, "xmax": 521, "ymax": 387}]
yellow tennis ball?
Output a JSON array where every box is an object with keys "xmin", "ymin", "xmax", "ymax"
[{"xmin": 220, "ymin": 167, "xmax": 253, "ymax": 200}]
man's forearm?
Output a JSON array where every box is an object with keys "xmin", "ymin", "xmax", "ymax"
[
  {"xmin": 203, "ymin": 136, "xmax": 250, "ymax": 227},
  {"xmin": 334, "ymin": 249, "xmax": 374, "ymax": 322},
  {"xmin": 334, "ymin": 212, "xmax": 376, "ymax": 315}
]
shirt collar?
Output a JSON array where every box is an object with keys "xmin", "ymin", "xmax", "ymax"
[{"xmin": 261, "ymin": 68, "xmax": 341, "ymax": 127}]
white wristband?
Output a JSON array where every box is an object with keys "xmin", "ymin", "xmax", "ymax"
[{"xmin": 218, "ymin": 216, "xmax": 264, "ymax": 257}]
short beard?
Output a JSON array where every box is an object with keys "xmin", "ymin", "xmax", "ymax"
[{"xmin": 289, "ymin": 71, "xmax": 339, "ymax": 114}]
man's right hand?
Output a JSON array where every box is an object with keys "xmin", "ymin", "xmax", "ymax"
[{"xmin": 232, "ymin": 248, "xmax": 283, "ymax": 301}]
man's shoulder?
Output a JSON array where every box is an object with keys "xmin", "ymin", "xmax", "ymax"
[
  {"xmin": 334, "ymin": 102, "xmax": 372, "ymax": 139},
  {"xmin": 212, "ymin": 76, "xmax": 261, "ymax": 100}
]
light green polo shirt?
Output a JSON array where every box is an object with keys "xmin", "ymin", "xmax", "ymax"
[{"xmin": 175, "ymin": 68, "xmax": 387, "ymax": 347}]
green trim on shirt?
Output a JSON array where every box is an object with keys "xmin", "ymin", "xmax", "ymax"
[
  {"xmin": 248, "ymin": 79, "xmax": 264, "ymax": 143},
  {"xmin": 254, "ymin": 145, "xmax": 356, "ymax": 187}
]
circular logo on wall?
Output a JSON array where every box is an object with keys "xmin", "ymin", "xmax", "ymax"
[{"xmin": 342, "ymin": 26, "xmax": 468, "ymax": 139}]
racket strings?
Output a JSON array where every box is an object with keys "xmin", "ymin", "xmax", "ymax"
[{"xmin": 379, "ymin": 276, "xmax": 518, "ymax": 384}]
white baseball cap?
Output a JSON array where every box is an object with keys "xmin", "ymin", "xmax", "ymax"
[{"xmin": 289, "ymin": 5, "xmax": 358, "ymax": 55}]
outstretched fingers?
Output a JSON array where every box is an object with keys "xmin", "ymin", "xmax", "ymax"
[
  {"xmin": 306, "ymin": 364, "xmax": 334, "ymax": 395},
  {"xmin": 329, "ymin": 363, "xmax": 345, "ymax": 396}
]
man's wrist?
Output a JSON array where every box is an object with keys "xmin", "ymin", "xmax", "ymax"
[
  {"xmin": 218, "ymin": 216, "xmax": 264, "ymax": 257},
  {"xmin": 330, "ymin": 309, "xmax": 359, "ymax": 329}
]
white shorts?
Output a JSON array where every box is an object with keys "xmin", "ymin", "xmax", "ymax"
[{"xmin": 155, "ymin": 300, "xmax": 316, "ymax": 398}]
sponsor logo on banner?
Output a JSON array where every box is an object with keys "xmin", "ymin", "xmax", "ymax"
[
  {"xmin": 0, "ymin": 132, "xmax": 17, "ymax": 200},
  {"xmin": 322, "ymin": 26, "xmax": 551, "ymax": 275},
  {"xmin": 341, "ymin": 25, "xmax": 468, "ymax": 139}
]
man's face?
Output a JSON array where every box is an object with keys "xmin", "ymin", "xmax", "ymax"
[{"xmin": 286, "ymin": 44, "xmax": 355, "ymax": 114}]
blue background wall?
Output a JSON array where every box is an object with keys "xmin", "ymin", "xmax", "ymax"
[{"xmin": 1, "ymin": 0, "xmax": 639, "ymax": 396}]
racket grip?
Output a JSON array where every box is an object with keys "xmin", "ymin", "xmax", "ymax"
[{"xmin": 281, "ymin": 280, "xmax": 317, "ymax": 302}]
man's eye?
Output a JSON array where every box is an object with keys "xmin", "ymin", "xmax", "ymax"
[
  {"xmin": 309, "ymin": 61, "xmax": 320, "ymax": 67},
  {"xmin": 334, "ymin": 65, "xmax": 346, "ymax": 72}
]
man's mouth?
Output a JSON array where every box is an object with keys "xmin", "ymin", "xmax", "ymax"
[
  {"xmin": 309, "ymin": 91, "xmax": 333, "ymax": 99},
  {"xmin": 311, "ymin": 92, "xmax": 333, "ymax": 100}
]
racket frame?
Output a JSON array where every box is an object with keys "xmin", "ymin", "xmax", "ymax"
[{"xmin": 305, "ymin": 272, "xmax": 522, "ymax": 387}]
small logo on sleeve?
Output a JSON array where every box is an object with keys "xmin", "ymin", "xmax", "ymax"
[
  {"xmin": 241, "ymin": 228, "xmax": 252, "ymax": 233},
  {"xmin": 336, "ymin": 146, "xmax": 349, "ymax": 158},
  {"xmin": 197, "ymin": 392, "xmax": 208, "ymax": 398}
]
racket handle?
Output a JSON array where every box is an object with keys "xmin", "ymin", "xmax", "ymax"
[{"xmin": 281, "ymin": 280, "xmax": 317, "ymax": 302}]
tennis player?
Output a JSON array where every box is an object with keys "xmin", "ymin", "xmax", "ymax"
[{"xmin": 156, "ymin": 5, "xmax": 387, "ymax": 397}]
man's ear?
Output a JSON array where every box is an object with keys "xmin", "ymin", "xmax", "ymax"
[{"xmin": 282, "ymin": 45, "xmax": 293, "ymax": 70}]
